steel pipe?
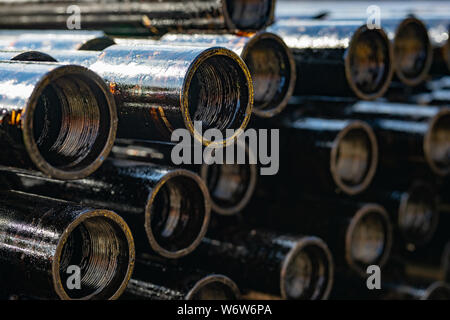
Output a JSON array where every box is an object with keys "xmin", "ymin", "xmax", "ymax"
[
  {"xmin": 123, "ymin": 258, "xmax": 240, "ymax": 300},
  {"xmin": 42, "ymin": 45, "xmax": 253, "ymax": 146},
  {"xmin": 0, "ymin": 50, "xmax": 56, "ymax": 62},
  {"xmin": 0, "ymin": 61, "xmax": 117, "ymax": 180},
  {"xmin": 116, "ymin": 32, "xmax": 295, "ymax": 117},
  {"xmin": 111, "ymin": 139, "xmax": 257, "ymax": 216},
  {"xmin": 0, "ymin": 30, "xmax": 115, "ymax": 51},
  {"xmin": 183, "ymin": 229, "xmax": 334, "ymax": 300},
  {"xmin": 0, "ymin": 190, "xmax": 135, "ymax": 300},
  {"xmin": 0, "ymin": 0, "xmax": 276, "ymax": 33},
  {"xmin": 0, "ymin": 159, "xmax": 210, "ymax": 259},
  {"xmin": 267, "ymin": 19, "xmax": 394, "ymax": 100},
  {"xmin": 382, "ymin": 281, "xmax": 450, "ymax": 300},
  {"xmin": 275, "ymin": 115, "xmax": 378, "ymax": 195}
]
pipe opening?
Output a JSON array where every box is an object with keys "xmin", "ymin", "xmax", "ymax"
[
  {"xmin": 187, "ymin": 276, "xmax": 240, "ymax": 300},
  {"xmin": 225, "ymin": 0, "xmax": 273, "ymax": 30},
  {"xmin": 282, "ymin": 240, "xmax": 333, "ymax": 300},
  {"xmin": 78, "ymin": 37, "xmax": 116, "ymax": 51},
  {"xmin": 333, "ymin": 123, "xmax": 377, "ymax": 195},
  {"xmin": 10, "ymin": 51, "xmax": 57, "ymax": 62},
  {"xmin": 244, "ymin": 35, "xmax": 294, "ymax": 116},
  {"xmin": 399, "ymin": 184, "xmax": 438, "ymax": 245},
  {"xmin": 149, "ymin": 174, "xmax": 208, "ymax": 257},
  {"xmin": 31, "ymin": 69, "xmax": 114, "ymax": 178},
  {"xmin": 394, "ymin": 19, "xmax": 432, "ymax": 85},
  {"xmin": 348, "ymin": 28, "xmax": 392, "ymax": 99},
  {"xmin": 58, "ymin": 216, "xmax": 131, "ymax": 300},
  {"xmin": 348, "ymin": 206, "xmax": 391, "ymax": 273},
  {"xmin": 202, "ymin": 163, "xmax": 256, "ymax": 215},
  {"xmin": 427, "ymin": 113, "xmax": 450, "ymax": 175},
  {"xmin": 188, "ymin": 54, "xmax": 250, "ymax": 138}
]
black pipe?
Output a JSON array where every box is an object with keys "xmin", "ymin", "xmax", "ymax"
[
  {"xmin": 117, "ymin": 31, "xmax": 296, "ymax": 118},
  {"xmin": 0, "ymin": 190, "xmax": 135, "ymax": 300},
  {"xmin": 0, "ymin": 60, "xmax": 117, "ymax": 180},
  {"xmin": 267, "ymin": 19, "xmax": 394, "ymax": 100},
  {"xmin": 0, "ymin": 159, "xmax": 210, "ymax": 259},
  {"xmin": 182, "ymin": 229, "xmax": 334, "ymax": 300},
  {"xmin": 293, "ymin": 99, "xmax": 450, "ymax": 177},
  {"xmin": 0, "ymin": 50, "xmax": 56, "ymax": 62},
  {"xmin": 245, "ymin": 196, "xmax": 393, "ymax": 277},
  {"xmin": 425, "ymin": 18, "xmax": 450, "ymax": 75},
  {"xmin": 111, "ymin": 139, "xmax": 258, "ymax": 216},
  {"xmin": 0, "ymin": 0, "xmax": 276, "ymax": 33},
  {"xmin": 382, "ymin": 282, "xmax": 450, "ymax": 300},
  {"xmin": 274, "ymin": 115, "xmax": 378, "ymax": 195},
  {"xmin": 123, "ymin": 258, "xmax": 240, "ymax": 300},
  {"xmin": 0, "ymin": 30, "xmax": 115, "ymax": 51},
  {"xmin": 43, "ymin": 45, "xmax": 253, "ymax": 146}
]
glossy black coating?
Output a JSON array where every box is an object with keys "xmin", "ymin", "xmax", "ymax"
[
  {"xmin": 0, "ymin": 0, "xmax": 276, "ymax": 33},
  {"xmin": 0, "ymin": 190, "xmax": 135, "ymax": 300},
  {"xmin": 118, "ymin": 32, "xmax": 296, "ymax": 117},
  {"xmin": 291, "ymin": 99, "xmax": 450, "ymax": 177},
  {"xmin": 181, "ymin": 228, "xmax": 334, "ymax": 300},
  {"xmin": 0, "ymin": 50, "xmax": 56, "ymax": 62},
  {"xmin": 123, "ymin": 257, "xmax": 240, "ymax": 300},
  {"xmin": 0, "ymin": 60, "xmax": 117, "ymax": 180},
  {"xmin": 0, "ymin": 159, "xmax": 211, "ymax": 259},
  {"xmin": 45, "ymin": 45, "xmax": 253, "ymax": 147},
  {"xmin": 0, "ymin": 30, "xmax": 115, "ymax": 51},
  {"xmin": 111, "ymin": 139, "xmax": 257, "ymax": 216},
  {"xmin": 267, "ymin": 18, "xmax": 394, "ymax": 100}
]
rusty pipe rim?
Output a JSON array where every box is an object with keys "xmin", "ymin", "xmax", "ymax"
[
  {"xmin": 393, "ymin": 17, "xmax": 433, "ymax": 86},
  {"xmin": 330, "ymin": 120, "xmax": 379, "ymax": 196},
  {"xmin": 52, "ymin": 208, "xmax": 135, "ymax": 300},
  {"xmin": 398, "ymin": 182, "xmax": 439, "ymax": 246},
  {"xmin": 241, "ymin": 32, "xmax": 296, "ymax": 118},
  {"xmin": 185, "ymin": 274, "xmax": 241, "ymax": 300},
  {"xmin": 424, "ymin": 108, "xmax": 450, "ymax": 176},
  {"xmin": 345, "ymin": 25, "xmax": 394, "ymax": 100},
  {"xmin": 345, "ymin": 204, "xmax": 393, "ymax": 277},
  {"xmin": 222, "ymin": 0, "xmax": 276, "ymax": 31},
  {"xmin": 182, "ymin": 47, "xmax": 253, "ymax": 148},
  {"xmin": 23, "ymin": 64, "xmax": 117, "ymax": 180},
  {"xmin": 144, "ymin": 169, "xmax": 211, "ymax": 259},
  {"xmin": 280, "ymin": 236, "xmax": 334, "ymax": 300}
]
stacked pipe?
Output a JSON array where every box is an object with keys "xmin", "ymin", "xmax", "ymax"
[{"xmin": 0, "ymin": 0, "xmax": 448, "ymax": 301}]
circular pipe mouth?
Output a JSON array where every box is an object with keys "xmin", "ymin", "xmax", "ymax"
[
  {"xmin": 78, "ymin": 36, "xmax": 116, "ymax": 51},
  {"xmin": 345, "ymin": 204, "xmax": 393, "ymax": 277},
  {"xmin": 223, "ymin": 0, "xmax": 275, "ymax": 30},
  {"xmin": 241, "ymin": 32, "xmax": 296, "ymax": 118},
  {"xmin": 421, "ymin": 282, "xmax": 450, "ymax": 300},
  {"xmin": 393, "ymin": 18, "xmax": 433, "ymax": 86},
  {"xmin": 280, "ymin": 236, "xmax": 334, "ymax": 300},
  {"xmin": 346, "ymin": 26, "xmax": 394, "ymax": 100},
  {"xmin": 23, "ymin": 64, "xmax": 117, "ymax": 180},
  {"xmin": 183, "ymin": 47, "xmax": 253, "ymax": 147},
  {"xmin": 53, "ymin": 209, "xmax": 135, "ymax": 300},
  {"xmin": 200, "ymin": 160, "xmax": 257, "ymax": 216},
  {"xmin": 330, "ymin": 121, "xmax": 378, "ymax": 195},
  {"xmin": 424, "ymin": 109, "xmax": 450, "ymax": 176},
  {"xmin": 145, "ymin": 169, "xmax": 211, "ymax": 259},
  {"xmin": 398, "ymin": 183, "xmax": 439, "ymax": 245},
  {"xmin": 185, "ymin": 275, "xmax": 240, "ymax": 300}
]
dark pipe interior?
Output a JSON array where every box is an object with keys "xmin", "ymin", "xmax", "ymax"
[
  {"xmin": 59, "ymin": 216, "xmax": 130, "ymax": 299},
  {"xmin": 349, "ymin": 29, "xmax": 390, "ymax": 96},
  {"xmin": 150, "ymin": 175, "xmax": 206, "ymax": 253},
  {"xmin": 188, "ymin": 55, "xmax": 249, "ymax": 137},
  {"xmin": 245, "ymin": 37, "xmax": 292, "ymax": 113},
  {"xmin": 283, "ymin": 244, "xmax": 331, "ymax": 300},
  {"xmin": 226, "ymin": 0, "xmax": 272, "ymax": 30},
  {"xmin": 189, "ymin": 278, "xmax": 238, "ymax": 300},
  {"xmin": 32, "ymin": 73, "xmax": 111, "ymax": 171},
  {"xmin": 429, "ymin": 113, "xmax": 450, "ymax": 172}
]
